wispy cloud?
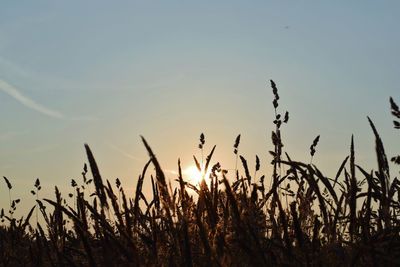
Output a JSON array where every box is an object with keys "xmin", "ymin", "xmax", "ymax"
[
  {"xmin": 106, "ymin": 143, "xmax": 142, "ymax": 162},
  {"xmin": 0, "ymin": 79, "xmax": 64, "ymax": 119},
  {"xmin": 0, "ymin": 79, "xmax": 99, "ymax": 121}
]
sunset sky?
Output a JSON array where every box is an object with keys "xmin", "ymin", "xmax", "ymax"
[{"xmin": 1, "ymin": 1, "xmax": 399, "ymax": 214}]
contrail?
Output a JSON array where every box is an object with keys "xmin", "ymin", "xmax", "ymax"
[
  {"xmin": 0, "ymin": 79, "xmax": 64, "ymax": 119},
  {"xmin": 106, "ymin": 143, "xmax": 142, "ymax": 162}
]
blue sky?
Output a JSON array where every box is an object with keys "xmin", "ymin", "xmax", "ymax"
[{"xmin": 0, "ymin": 1, "xmax": 399, "ymax": 214}]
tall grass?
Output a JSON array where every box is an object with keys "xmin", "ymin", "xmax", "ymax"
[{"xmin": 1, "ymin": 80, "xmax": 399, "ymax": 266}]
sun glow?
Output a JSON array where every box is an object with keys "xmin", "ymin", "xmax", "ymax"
[{"xmin": 183, "ymin": 165, "xmax": 211, "ymax": 185}]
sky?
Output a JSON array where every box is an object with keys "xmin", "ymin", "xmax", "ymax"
[{"xmin": 0, "ymin": 1, "xmax": 399, "ymax": 215}]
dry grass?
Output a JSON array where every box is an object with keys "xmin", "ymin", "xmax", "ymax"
[{"xmin": 1, "ymin": 80, "xmax": 400, "ymax": 266}]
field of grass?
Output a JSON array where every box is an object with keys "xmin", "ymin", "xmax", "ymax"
[{"xmin": 1, "ymin": 80, "xmax": 399, "ymax": 266}]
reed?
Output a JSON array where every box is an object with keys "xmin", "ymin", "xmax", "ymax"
[{"xmin": 0, "ymin": 82, "xmax": 399, "ymax": 266}]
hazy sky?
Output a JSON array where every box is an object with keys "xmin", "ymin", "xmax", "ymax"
[{"xmin": 1, "ymin": 1, "xmax": 399, "ymax": 214}]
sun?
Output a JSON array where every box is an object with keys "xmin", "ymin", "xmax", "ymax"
[{"xmin": 183, "ymin": 165, "xmax": 211, "ymax": 185}]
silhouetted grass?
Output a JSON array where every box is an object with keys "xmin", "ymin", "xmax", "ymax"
[{"xmin": 1, "ymin": 80, "xmax": 399, "ymax": 266}]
